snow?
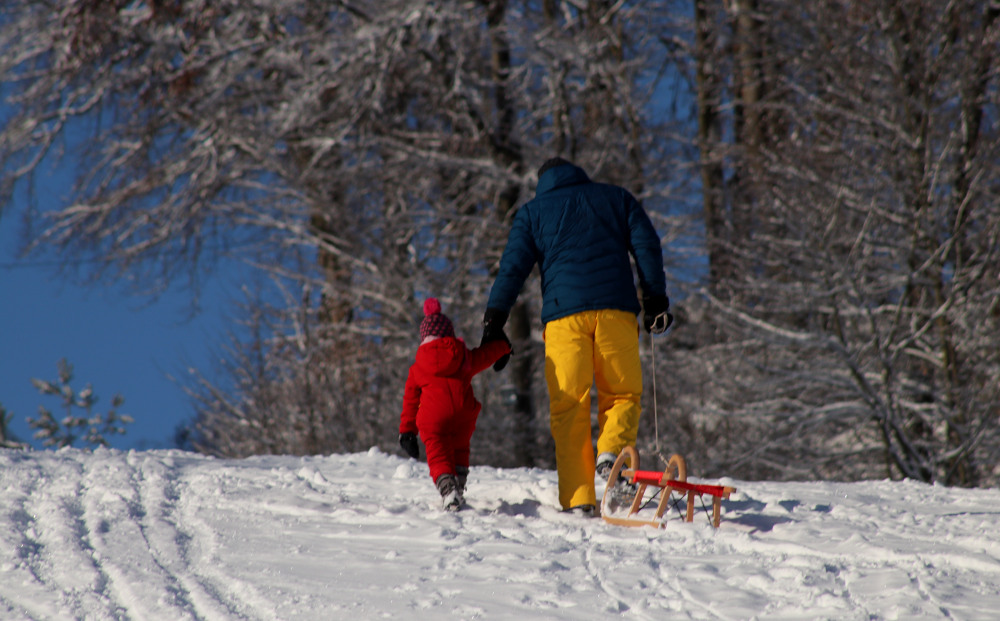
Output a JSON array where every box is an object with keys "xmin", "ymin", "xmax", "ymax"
[{"xmin": 1, "ymin": 447, "xmax": 999, "ymax": 620}]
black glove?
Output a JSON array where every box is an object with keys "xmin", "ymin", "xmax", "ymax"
[
  {"xmin": 399, "ymin": 432, "xmax": 419, "ymax": 459},
  {"xmin": 642, "ymin": 295, "xmax": 674, "ymax": 334},
  {"xmin": 481, "ymin": 308, "xmax": 513, "ymax": 371}
]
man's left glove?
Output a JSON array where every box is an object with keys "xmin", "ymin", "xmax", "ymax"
[
  {"xmin": 642, "ymin": 295, "xmax": 674, "ymax": 334},
  {"xmin": 399, "ymin": 432, "xmax": 419, "ymax": 459}
]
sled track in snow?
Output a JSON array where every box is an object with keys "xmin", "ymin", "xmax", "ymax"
[
  {"xmin": 2, "ymin": 453, "xmax": 131, "ymax": 618},
  {"xmin": 0, "ymin": 454, "xmax": 70, "ymax": 618},
  {"xmin": 0, "ymin": 450, "xmax": 279, "ymax": 620},
  {"xmin": 581, "ymin": 533, "xmax": 644, "ymax": 618}
]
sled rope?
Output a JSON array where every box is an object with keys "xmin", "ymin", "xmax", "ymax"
[{"xmin": 651, "ymin": 331, "xmax": 660, "ymax": 456}]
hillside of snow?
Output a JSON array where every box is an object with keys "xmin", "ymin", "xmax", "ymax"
[{"xmin": 1, "ymin": 447, "xmax": 998, "ymax": 620}]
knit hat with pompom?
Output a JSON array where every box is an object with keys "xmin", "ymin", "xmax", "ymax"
[{"xmin": 419, "ymin": 298, "xmax": 455, "ymax": 340}]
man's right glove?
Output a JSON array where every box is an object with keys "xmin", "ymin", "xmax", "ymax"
[
  {"xmin": 399, "ymin": 432, "xmax": 419, "ymax": 459},
  {"xmin": 481, "ymin": 307, "xmax": 512, "ymax": 371},
  {"xmin": 642, "ymin": 295, "xmax": 674, "ymax": 334}
]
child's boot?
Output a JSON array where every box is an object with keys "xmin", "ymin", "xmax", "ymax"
[{"xmin": 436, "ymin": 474, "xmax": 461, "ymax": 511}]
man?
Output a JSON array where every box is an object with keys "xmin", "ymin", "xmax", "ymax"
[{"xmin": 481, "ymin": 157, "xmax": 672, "ymax": 514}]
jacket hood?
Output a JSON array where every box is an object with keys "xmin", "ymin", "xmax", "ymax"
[
  {"xmin": 536, "ymin": 163, "xmax": 591, "ymax": 195},
  {"xmin": 414, "ymin": 336, "xmax": 466, "ymax": 377}
]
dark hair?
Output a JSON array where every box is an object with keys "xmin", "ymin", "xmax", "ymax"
[{"xmin": 537, "ymin": 157, "xmax": 573, "ymax": 177}]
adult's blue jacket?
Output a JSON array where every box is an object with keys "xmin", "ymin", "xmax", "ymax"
[{"xmin": 487, "ymin": 163, "xmax": 666, "ymax": 324}]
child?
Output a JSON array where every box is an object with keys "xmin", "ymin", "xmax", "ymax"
[{"xmin": 398, "ymin": 298, "xmax": 512, "ymax": 511}]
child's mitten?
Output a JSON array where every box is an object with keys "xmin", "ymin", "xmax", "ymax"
[{"xmin": 399, "ymin": 432, "xmax": 419, "ymax": 459}]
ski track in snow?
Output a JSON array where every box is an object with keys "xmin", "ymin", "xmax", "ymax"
[{"xmin": 1, "ymin": 447, "xmax": 999, "ymax": 620}]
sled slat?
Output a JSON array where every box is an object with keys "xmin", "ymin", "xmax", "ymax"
[{"xmin": 628, "ymin": 469, "xmax": 733, "ymax": 499}]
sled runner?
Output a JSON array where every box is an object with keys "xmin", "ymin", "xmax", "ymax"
[{"xmin": 599, "ymin": 446, "xmax": 735, "ymax": 529}]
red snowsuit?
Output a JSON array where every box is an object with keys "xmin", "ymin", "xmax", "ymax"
[{"xmin": 399, "ymin": 336, "xmax": 511, "ymax": 482}]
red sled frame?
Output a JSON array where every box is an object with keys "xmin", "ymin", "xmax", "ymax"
[{"xmin": 599, "ymin": 446, "xmax": 736, "ymax": 529}]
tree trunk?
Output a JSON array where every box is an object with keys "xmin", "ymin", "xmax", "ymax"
[
  {"xmin": 483, "ymin": 0, "xmax": 535, "ymax": 467},
  {"xmin": 695, "ymin": 0, "xmax": 729, "ymax": 297}
]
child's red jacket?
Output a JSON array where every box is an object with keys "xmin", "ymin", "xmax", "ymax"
[{"xmin": 399, "ymin": 337, "xmax": 511, "ymax": 437}]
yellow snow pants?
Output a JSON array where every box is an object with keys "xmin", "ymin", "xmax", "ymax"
[{"xmin": 543, "ymin": 309, "xmax": 642, "ymax": 510}]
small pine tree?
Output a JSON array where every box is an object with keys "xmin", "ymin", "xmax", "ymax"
[
  {"xmin": 0, "ymin": 403, "xmax": 28, "ymax": 449},
  {"xmin": 27, "ymin": 359, "xmax": 133, "ymax": 449}
]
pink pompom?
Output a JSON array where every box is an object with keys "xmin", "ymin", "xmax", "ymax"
[{"xmin": 423, "ymin": 298, "xmax": 441, "ymax": 316}]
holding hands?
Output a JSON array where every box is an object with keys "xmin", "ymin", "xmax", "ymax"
[{"xmin": 481, "ymin": 308, "xmax": 513, "ymax": 371}]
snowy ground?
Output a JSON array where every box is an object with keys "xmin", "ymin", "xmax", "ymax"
[{"xmin": 1, "ymin": 447, "xmax": 999, "ymax": 620}]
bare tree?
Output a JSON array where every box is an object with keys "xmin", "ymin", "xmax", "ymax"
[
  {"xmin": 15, "ymin": 1, "xmax": 993, "ymax": 487},
  {"xmin": 686, "ymin": 0, "xmax": 1000, "ymax": 485},
  {"xmin": 1, "ymin": 1, "xmax": 689, "ymax": 462}
]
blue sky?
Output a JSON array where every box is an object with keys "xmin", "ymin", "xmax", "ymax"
[{"xmin": 0, "ymin": 172, "xmax": 237, "ymax": 451}]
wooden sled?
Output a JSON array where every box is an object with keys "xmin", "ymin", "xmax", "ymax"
[{"xmin": 599, "ymin": 446, "xmax": 735, "ymax": 529}]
